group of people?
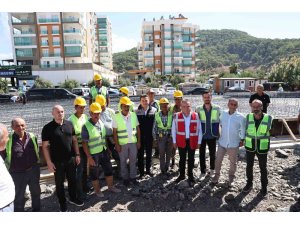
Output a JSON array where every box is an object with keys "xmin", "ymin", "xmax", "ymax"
[{"xmin": 0, "ymin": 73, "xmax": 279, "ymax": 212}]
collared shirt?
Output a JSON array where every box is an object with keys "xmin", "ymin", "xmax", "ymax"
[
  {"xmin": 172, "ymin": 112, "xmax": 202, "ymax": 144},
  {"xmin": 218, "ymin": 110, "xmax": 246, "ymax": 148},
  {"xmin": 0, "ymin": 157, "xmax": 15, "ymax": 208},
  {"xmin": 112, "ymin": 112, "xmax": 139, "ymax": 143},
  {"xmin": 152, "ymin": 111, "xmax": 171, "ymax": 138},
  {"xmin": 99, "ymin": 108, "xmax": 115, "ymax": 136}
]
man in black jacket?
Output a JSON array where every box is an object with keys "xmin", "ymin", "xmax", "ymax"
[{"xmin": 136, "ymin": 94, "xmax": 157, "ymax": 178}]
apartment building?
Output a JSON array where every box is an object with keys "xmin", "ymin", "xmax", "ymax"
[
  {"xmin": 95, "ymin": 15, "xmax": 113, "ymax": 70},
  {"xmin": 9, "ymin": 12, "xmax": 97, "ymax": 68},
  {"xmin": 138, "ymin": 14, "xmax": 199, "ymax": 80}
]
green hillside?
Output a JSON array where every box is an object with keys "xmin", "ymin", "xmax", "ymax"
[{"xmin": 112, "ymin": 48, "xmax": 138, "ymax": 72}]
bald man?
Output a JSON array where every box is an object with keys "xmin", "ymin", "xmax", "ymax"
[
  {"xmin": 0, "ymin": 118, "xmax": 41, "ymax": 212},
  {"xmin": 0, "ymin": 123, "xmax": 15, "ymax": 212},
  {"xmin": 42, "ymin": 105, "xmax": 83, "ymax": 212}
]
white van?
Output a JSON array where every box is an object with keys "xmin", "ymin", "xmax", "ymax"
[{"xmin": 72, "ymin": 87, "xmax": 90, "ymax": 97}]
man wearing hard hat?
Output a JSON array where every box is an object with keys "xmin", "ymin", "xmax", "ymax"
[
  {"xmin": 81, "ymin": 103, "xmax": 121, "ymax": 198},
  {"xmin": 118, "ymin": 87, "xmax": 135, "ymax": 112},
  {"xmin": 169, "ymin": 90, "xmax": 184, "ymax": 169},
  {"xmin": 68, "ymin": 97, "xmax": 89, "ymax": 201},
  {"xmin": 153, "ymin": 98, "xmax": 173, "ymax": 174},
  {"xmin": 89, "ymin": 74, "xmax": 110, "ymax": 106},
  {"xmin": 113, "ymin": 97, "xmax": 141, "ymax": 186},
  {"xmin": 95, "ymin": 95, "xmax": 121, "ymax": 177},
  {"xmin": 19, "ymin": 80, "xmax": 27, "ymax": 105}
]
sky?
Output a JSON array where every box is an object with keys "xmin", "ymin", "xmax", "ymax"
[{"xmin": 1, "ymin": 1, "xmax": 300, "ymax": 61}]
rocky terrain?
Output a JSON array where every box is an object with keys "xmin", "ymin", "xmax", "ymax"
[{"xmin": 24, "ymin": 144, "xmax": 300, "ymax": 212}]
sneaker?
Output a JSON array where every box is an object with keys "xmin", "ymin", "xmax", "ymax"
[
  {"xmin": 108, "ymin": 186, "xmax": 121, "ymax": 193},
  {"xmin": 199, "ymin": 173, "xmax": 206, "ymax": 181},
  {"xmin": 95, "ymin": 191, "xmax": 104, "ymax": 198},
  {"xmin": 68, "ymin": 198, "xmax": 84, "ymax": 207},
  {"xmin": 242, "ymin": 183, "xmax": 253, "ymax": 193},
  {"xmin": 175, "ymin": 176, "xmax": 185, "ymax": 183}
]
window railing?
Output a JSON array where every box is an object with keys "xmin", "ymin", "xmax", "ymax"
[{"xmin": 38, "ymin": 18, "xmax": 59, "ymax": 23}]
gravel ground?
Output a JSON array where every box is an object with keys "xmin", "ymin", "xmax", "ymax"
[{"xmin": 24, "ymin": 144, "xmax": 300, "ymax": 212}]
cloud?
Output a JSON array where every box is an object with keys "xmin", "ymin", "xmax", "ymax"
[{"xmin": 112, "ymin": 33, "xmax": 138, "ymax": 53}]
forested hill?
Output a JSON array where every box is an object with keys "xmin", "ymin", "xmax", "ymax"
[
  {"xmin": 112, "ymin": 48, "xmax": 138, "ymax": 72},
  {"xmin": 196, "ymin": 29, "xmax": 300, "ymax": 71}
]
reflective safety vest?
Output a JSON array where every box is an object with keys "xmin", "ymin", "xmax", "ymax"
[
  {"xmin": 69, "ymin": 113, "xmax": 88, "ymax": 148},
  {"xmin": 175, "ymin": 112, "xmax": 199, "ymax": 149},
  {"xmin": 90, "ymin": 86, "xmax": 107, "ymax": 101},
  {"xmin": 245, "ymin": 113, "xmax": 272, "ymax": 154},
  {"xmin": 115, "ymin": 112, "xmax": 138, "ymax": 145},
  {"xmin": 154, "ymin": 111, "xmax": 172, "ymax": 134},
  {"xmin": 85, "ymin": 120, "xmax": 106, "ymax": 155},
  {"xmin": 198, "ymin": 105, "xmax": 220, "ymax": 137},
  {"xmin": 5, "ymin": 132, "xmax": 39, "ymax": 169}
]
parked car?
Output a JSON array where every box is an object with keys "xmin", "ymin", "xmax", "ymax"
[
  {"xmin": 26, "ymin": 88, "xmax": 77, "ymax": 101},
  {"xmin": 165, "ymin": 87, "xmax": 176, "ymax": 95},
  {"xmin": 8, "ymin": 88, "xmax": 19, "ymax": 95},
  {"xmin": 108, "ymin": 89, "xmax": 120, "ymax": 98},
  {"xmin": 151, "ymin": 88, "xmax": 163, "ymax": 95},
  {"xmin": 159, "ymin": 88, "xmax": 166, "ymax": 95},
  {"xmin": 225, "ymin": 87, "xmax": 250, "ymax": 93},
  {"xmin": 185, "ymin": 87, "xmax": 209, "ymax": 95},
  {"xmin": 72, "ymin": 87, "xmax": 90, "ymax": 97}
]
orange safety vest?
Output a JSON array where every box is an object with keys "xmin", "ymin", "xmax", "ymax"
[{"xmin": 175, "ymin": 112, "xmax": 199, "ymax": 149}]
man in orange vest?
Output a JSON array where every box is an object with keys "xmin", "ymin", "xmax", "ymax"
[{"xmin": 172, "ymin": 100, "xmax": 202, "ymax": 186}]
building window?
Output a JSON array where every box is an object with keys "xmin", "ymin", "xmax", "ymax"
[
  {"xmin": 155, "ymin": 35, "xmax": 160, "ymax": 39},
  {"xmin": 156, "ymin": 60, "xmax": 160, "ymax": 64},
  {"xmin": 224, "ymin": 80, "xmax": 230, "ymax": 87},
  {"xmin": 249, "ymin": 80, "xmax": 254, "ymax": 87}
]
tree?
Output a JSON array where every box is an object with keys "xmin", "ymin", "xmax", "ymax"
[
  {"xmin": 33, "ymin": 77, "xmax": 53, "ymax": 88},
  {"xmin": 118, "ymin": 77, "xmax": 131, "ymax": 87},
  {"xmin": 229, "ymin": 64, "xmax": 238, "ymax": 74},
  {"xmin": 59, "ymin": 79, "xmax": 80, "ymax": 90},
  {"xmin": 0, "ymin": 79, "xmax": 9, "ymax": 93},
  {"xmin": 169, "ymin": 75, "xmax": 185, "ymax": 88},
  {"xmin": 269, "ymin": 56, "xmax": 300, "ymax": 90}
]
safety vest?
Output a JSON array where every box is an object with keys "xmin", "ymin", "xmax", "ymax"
[
  {"xmin": 84, "ymin": 120, "xmax": 106, "ymax": 155},
  {"xmin": 115, "ymin": 112, "xmax": 138, "ymax": 145},
  {"xmin": 5, "ymin": 132, "xmax": 39, "ymax": 169},
  {"xmin": 245, "ymin": 113, "xmax": 272, "ymax": 154},
  {"xmin": 154, "ymin": 111, "xmax": 172, "ymax": 133},
  {"xmin": 198, "ymin": 105, "xmax": 220, "ymax": 137},
  {"xmin": 175, "ymin": 112, "xmax": 199, "ymax": 149},
  {"xmin": 90, "ymin": 86, "xmax": 107, "ymax": 101},
  {"xmin": 69, "ymin": 113, "xmax": 88, "ymax": 148}
]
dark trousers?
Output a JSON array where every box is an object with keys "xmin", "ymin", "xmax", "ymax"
[
  {"xmin": 246, "ymin": 151, "xmax": 268, "ymax": 188},
  {"xmin": 138, "ymin": 137, "xmax": 153, "ymax": 175},
  {"xmin": 199, "ymin": 138, "xmax": 217, "ymax": 173},
  {"xmin": 178, "ymin": 140, "xmax": 195, "ymax": 179},
  {"xmin": 54, "ymin": 158, "xmax": 77, "ymax": 206},
  {"xmin": 11, "ymin": 164, "xmax": 41, "ymax": 212},
  {"xmin": 76, "ymin": 148, "xmax": 88, "ymax": 200}
]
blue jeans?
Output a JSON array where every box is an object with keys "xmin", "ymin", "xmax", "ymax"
[{"xmin": 76, "ymin": 148, "xmax": 88, "ymax": 200}]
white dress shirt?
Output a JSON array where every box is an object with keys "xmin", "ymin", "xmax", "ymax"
[
  {"xmin": 172, "ymin": 112, "xmax": 202, "ymax": 145},
  {"xmin": 218, "ymin": 110, "xmax": 246, "ymax": 148}
]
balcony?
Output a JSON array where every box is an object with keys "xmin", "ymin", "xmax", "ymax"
[
  {"xmin": 13, "ymin": 30, "xmax": 35, "ymax": 35},
  {"xmin": 65, "ymin": 52, "xmax": 81, "ymax": 57},
  {"xmin": 52, "ymin": 41, "xmax": 60, "ymax": 46},
  {"xmin": 40, "ymin": 64, "xmax": 64, "ymax": 68},
  {"xmin": 12, "ymin": 18, "xmax": 34, "ymax": 24},
  {"xmin": 62, "ymin": 17, "xmax": 79, "ymax": 23},
  {"xmin": 64, "ymin": 29, "xmax": 82, "ymax": 34},
  {"xmin": 40, "ymin": 42, "xmax": 49, "ymax": 47},
  {"xmin": 173, "ymin": 43, "xmax": 183, "ymax": 49},
  {"xmin": 144, "ymin": 55, "xmax": 153, "ymax": 58},
  {"xmin": 15, "ymin": 42, "xmax": 36, "ymax": 46},
  {"xmin": 16, "ymin": 52, "xmax": 34, "ymax": 57},
  {"xmin": 64, "ymin": 40, "xmax": 82, "ymax": 45},
  {"xmin": 173, "ymin": 28, "xmax": 181, "ymax": 33},
  {"xmin": 164, "ymin": 63, "xmax": 172, "ymax": 66},
  {"xmin": 52, "ymin": 30, "xmax": 59, "ymax": 34},
  {"xmin": 40, "ymin": 30, "xmax": 48, "ymax": 35},
  {"xmin": 174, "ymin": 62, "xmax": 182, "ymax": 66},
  {"xmin": 144, "ymin": 29, "xmax": 153, "ymax": 34},
  {"xmin": 164, "ymin": 45, "xmax": 171, "ymax": 49},
  {"xmin": 42, "ymin": 52, "xmax": 61, "ymax": 57},
  {"xmin": 144, "ymin": 37, "xmax": 153, "ymax": 42},
  {"xmin": 144, "ymin": 64, "xmax": 153, "ymax": 67},
  {"xmin": 144, "ymin": 47, "xmax": 153, "ymax": 51},
  {"xmin": 183, "ymin": 30, "xmax": 191, "ymax": 34},
  {"xmin": 182, "ymin": 47, "xmax": 192, "ymax": 51},
  {"xmin": 38, "ymin": 18, "xmax": 59, "ymax": 23},
  {"xmin": 183, "ymin": 53, "xmax": 192, "ymax": 58}
]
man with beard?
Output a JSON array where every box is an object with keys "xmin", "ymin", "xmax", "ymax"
[{"xmin": 243, "ymin": 99, "xmax": 273, "ymax": 196}]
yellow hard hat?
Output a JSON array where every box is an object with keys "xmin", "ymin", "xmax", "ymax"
[
  {"xmin": 95, "ymin": 94, "xmax": 106, "ymax": 106},
  {"xmin": 159, "ymin": 98, "xmax": 169, "ymax": 104},
  {"xmin": 119, "ymin": 87, "xmax": 129, "ymax": 96},
  {"xmin": 90, "ymin": 102, "xmax": 102, "ymax": 113},
  {"xmin": 93, "ymin": 74, "xmax": 102, "ymax": 81},
  {"xmin": 74, "ymin": 97, "xmax": 87, "ymax": 106},
  {"xmin": 173, "ymin": 90, "xmax": 183, "ymax": 98},
  {"xmin": 119, "ymin": 96, "xmax": 132, "ymax": 106}
]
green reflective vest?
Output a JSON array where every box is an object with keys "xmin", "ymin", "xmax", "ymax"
[
  {"xmin": 154, "ymin": 111, "xmax": 172, "ymax": 133},
  {"xmin": 245, "ymin": 113, "xmax": 272, "ymax": 154},
  {"xmin": 5, "ymin": 132, "xmax": 39, "ymax": 169},
  {"xmin": 90, "ymin": 86, "xmax": 107, "ymax": 101},
  {"xmin": 85, "ymin": 120, "xmax": 106, "ymax": 155},
  {"xmin": 198, "ymin": 105, "xmax": 220, "ymax": 137},
  {"xmin": 115, "ymin": 112, "xmax": 138, "ymax": 145},
  {"xmin": 69, "ymin": 113, "xmax": 88, "ymax": 148}
]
